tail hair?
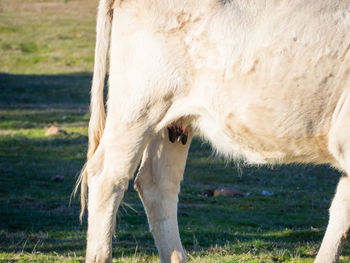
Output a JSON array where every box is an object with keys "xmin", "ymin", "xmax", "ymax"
[{"xmin": 74, "ymin": 0, "xmax": 118, "ymax": 222}]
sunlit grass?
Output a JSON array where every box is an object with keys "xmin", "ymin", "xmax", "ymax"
[{"xmin": 0, "ymin": 0, "xmax": 96, "ymax": 74}]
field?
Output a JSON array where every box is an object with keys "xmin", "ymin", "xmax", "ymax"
[{"xmin": 0, "ymin": 0, "xmax": 349, "ymax": 262}]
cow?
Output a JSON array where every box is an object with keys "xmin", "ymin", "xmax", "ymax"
[{"xmin": 75, "ymin": 0, "xmax": 350, "ymax": 262}]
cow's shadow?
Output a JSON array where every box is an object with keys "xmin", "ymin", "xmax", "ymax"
[{"xmin": 0, "ymin": 72, "xmax": 92, "ymax": 108}]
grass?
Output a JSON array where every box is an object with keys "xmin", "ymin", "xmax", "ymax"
[{"xmin": 0, "ymin": 0, "xmax": 349, "ymax": 262}]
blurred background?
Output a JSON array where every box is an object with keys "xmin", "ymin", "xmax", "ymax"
[{"xmin": 0, "ymin": 0, "xmax": 349, "ymax": 262}]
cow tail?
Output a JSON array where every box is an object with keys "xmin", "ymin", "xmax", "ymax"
[{"xmin": 74, "ymin": 0, "xmax": 117, "ymax": 222}]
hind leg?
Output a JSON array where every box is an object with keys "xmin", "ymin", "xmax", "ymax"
[
  {"xmin": 315, "ymin": 91, "xmax": 350, "ymax": 263},
  {"xmin": 85, "ymin": 88, "xmax": 173, "ymax": 262},
  {"xmin": 134, "ymin": 128, "xmax": 192, "ymax": 263},
  {"xmin": 85, "ymin": 123, "xmax": 152, "ymax": 263},
  {"xmin": 84, "ymin": 13, "xmax": 191, "ymax": 261},
  {"xmin": 85, "ymin": 117, "xmax": 159, "ymax": 262}
]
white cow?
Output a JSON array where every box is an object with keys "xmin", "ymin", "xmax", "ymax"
[{"xmin": 76, "ymin": 0, "xmax": 350, "ymax": 262}]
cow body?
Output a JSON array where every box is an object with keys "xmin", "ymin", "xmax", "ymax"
[{"xmin": 78, "ymin": 1, "xmax": 350, "ymax": 262}]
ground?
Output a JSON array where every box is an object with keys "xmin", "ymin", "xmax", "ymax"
[{"xmin": 0, "ymin": 0, "xmax": 349, "ymax": 262}]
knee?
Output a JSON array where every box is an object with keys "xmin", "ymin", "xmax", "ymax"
[
  {"xmin": 86, "ymin": 147, "xmax": 105, "ymax": 178},
  {"xmin": 87, "ymin": 172, "xmax": 129, "ymax": 216},
  {"xmin": 134, "ymin": 166, "xmax": 179, "ymax": 201},
  {"xmin": 134, "ymin": 161, "xmax": 178, "ymax": 209}
]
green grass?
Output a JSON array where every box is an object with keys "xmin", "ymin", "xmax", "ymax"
[{"xmin": 0, "ymin": 0, "xmax": 349, "ymax": 262}]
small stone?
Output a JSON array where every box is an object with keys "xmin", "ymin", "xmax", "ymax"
[
  {"xmin": 213, "ymin": 187, "xmax": 244, "ymax": 197},
  {"xmin": 311, "ymin": 226, "xmax": 320, "ymax": 232},
  {"xmin": 262, "ymin": 190, "xmax": 274, "ymax": 196},
  {"xmin": 202, "ymin": 189, "xmax": 214, "ymax": 197},
  {"xmin": 45, "ymin": 125, "xmax": 67, "ymax": 136}
]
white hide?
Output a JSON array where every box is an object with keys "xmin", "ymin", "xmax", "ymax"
[{"xmin": 78, "ymin": 1, "xmax": 350, "ymax": 262}]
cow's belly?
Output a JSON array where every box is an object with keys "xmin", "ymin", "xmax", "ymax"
[
  {"xmin": 219, "ymin": 110, "xmax": 333, "ymax": 164},
  {"xmin": 193, "ymin": 103, "xmax": 336, "ymax": 165},
  {"xmin": 189, "ymin": 66, "xmax": 341, "ymax": 165}
]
